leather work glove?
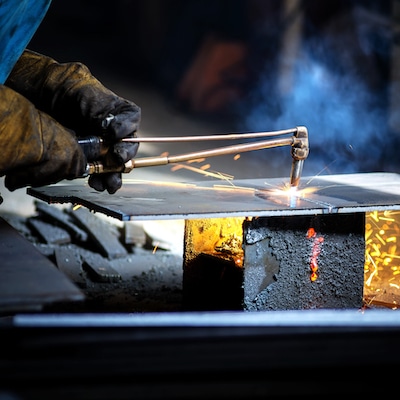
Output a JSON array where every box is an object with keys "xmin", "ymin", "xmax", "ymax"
[
  {"xmin": 6, "ymin": 50, "xmax": 141, "ymax": 194},
  {"xmin": 0, "ymin": 85, "xmax": 87, "ymax": 190}
]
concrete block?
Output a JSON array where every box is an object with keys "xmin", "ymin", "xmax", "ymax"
[
  {"xmin": 243, "ymin": 213, "xmax": 365, "ymax": 310},
  {"xmin": 183, "ymin": 213, "xmax": 365, "ymax": 311}
]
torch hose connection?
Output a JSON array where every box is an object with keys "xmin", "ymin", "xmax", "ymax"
[{"xmin": 82, "ymin": 126, "xmax": 309, "ymax": 188}]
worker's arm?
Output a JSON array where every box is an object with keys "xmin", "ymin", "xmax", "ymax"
[{"xmin": 5, "ymin": 50, "xmax": 141, "ymax": 193}]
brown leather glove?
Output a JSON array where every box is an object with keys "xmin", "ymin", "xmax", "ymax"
[
  {"xmin": 6, "ymin": 50, "xmax": 141, "ymax": 194},
  {"xmin": 0, "ymin": 85, "xmax": 87, "ymax": 190}
]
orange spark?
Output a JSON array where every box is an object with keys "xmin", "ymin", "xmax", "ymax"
[
  {"xmin": 152, "ymin": 242, "xmax": 159, "ymax": 254},
  {"xmin": 200, "ymin": 164, "xmax": 211, "ymax": 171},
  {"xmin": 170, "ymin": 163, "xmax": 233, "ymax": 181},
  {"xmin": 188, "ymin": 158, "xmax": 206, "ymax": 164}
]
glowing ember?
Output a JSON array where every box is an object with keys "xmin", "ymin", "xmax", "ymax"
[
  {"xmin": 306, "ymin": 227, "xmax": 315, "ymax": 238},
  {"xmin": 306, "ymin": 227, "xmax": 324, "ymax": 282}
]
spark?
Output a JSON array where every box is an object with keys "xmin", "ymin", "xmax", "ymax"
[
  {"xmin": 365, "ymin": 252, "xmax": 378, "ymax": 287},
  {"xmin": 152, "ymin": 242, "xmax": 159, "ymax": 254},
  {"xmin": 187, "ymin": 158, "xmax": 206, "ymax": 164},
  {"xmin": 122, "ymin": 178, "xmax": 197, "ymax": 188},
  {"xmin": 375, "ymin": 233, "xmax": 386, "ymax": 246},
  {"xmin": 200, "ymin": 164, "xmax": 211, "ymax": 170},
  {"xmin": 170, "ymin": 163, "xmax": 234, "ymax": 181},
  {"xmin": 263, "ymin": 182, "xmax": 320, "ymax": 201},
  {"xmin": 212, "ymin": 184, "xmax": 256, "ymax": 194},
  {"xmin": 305, "ymin": 161, "xmax": 337, "ymax": 185}
]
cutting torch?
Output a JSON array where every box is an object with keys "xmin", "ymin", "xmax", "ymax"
[{"xmin": 77, "ymin": 126, "xmax": 309, "ymax": 188}]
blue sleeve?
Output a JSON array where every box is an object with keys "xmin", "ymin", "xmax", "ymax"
[{"xmin": 0, "ymin": 0, "xmax": 52, "ymax": 84}]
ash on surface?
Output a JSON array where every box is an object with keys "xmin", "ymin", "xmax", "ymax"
[{"xmin": 1, "ymin": 201, "xmax": 184, "ymax": 313}]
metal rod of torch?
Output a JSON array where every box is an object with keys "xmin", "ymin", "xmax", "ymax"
[
  {"xmin": 83, "ymin": 126, "xmax": 309, "ymax": 190},
  {"xmin": 116, "ymin": 127, "xmax": 298, "ymax": 142},
  {"xmin": 85, "ymin": 137, "xmax": 296, "ymax": 175}
]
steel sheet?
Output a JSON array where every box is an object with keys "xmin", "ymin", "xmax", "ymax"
[{"xmin": 27, "ymin": 172, "xmax": 400, "ymax": 221}]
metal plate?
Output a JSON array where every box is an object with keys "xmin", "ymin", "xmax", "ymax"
[{"xmin": 27, "ymin": 172, "xmax": 400, "ymax": 221}]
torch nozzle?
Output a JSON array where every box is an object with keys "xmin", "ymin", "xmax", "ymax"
[{"xmin": 290, "ymin": 159, "xmax": 304, "ymax": 189}]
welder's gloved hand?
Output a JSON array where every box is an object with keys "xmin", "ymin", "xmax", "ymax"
[
  {"xmin": 6, "ymin": 50, "xmax": 141, "ymax": 194},
  {"xmin": 0, "ymin": 85, "xmax": 87, "ymax": 191},
  {"xmin": 87, "ymin": 132, "xmax": 139, "ymax": 194},
  {"xmin": 87, "ymin": 116, "xmax": 139, "ymax": 194}
]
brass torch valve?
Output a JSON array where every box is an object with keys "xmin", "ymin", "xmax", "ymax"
[{"xmin": 290, "ymin": 126, "xmax": 309, "ymax": 188}]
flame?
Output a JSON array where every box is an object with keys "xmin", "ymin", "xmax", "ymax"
[
  {"xmin": 306, "ymin": 227, "xmax": 316, "ymax": 238},
  {"xmin": 306, "ymin": 227, "xmax": 324, "ymax": 282},
  {"xmin": 310, "ymin": 272, "xmax": 318, "ymax": 282}
]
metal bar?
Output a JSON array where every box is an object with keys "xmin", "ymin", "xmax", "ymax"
[
  {"xmin": 133, "ymin": 137, "xmax": 296, "ymax": 168},
  {"xmin": 87, "ymin": 136, "xmax": 297, "ymax": 174},
  {"xmin": 120, "ymin": 127, "xmax": 299, "ymax": 142}
]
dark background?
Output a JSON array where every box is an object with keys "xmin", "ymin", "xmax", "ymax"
[{"xmin": 28, "ymin": 0, "xmax": 400, "ymax": 177}]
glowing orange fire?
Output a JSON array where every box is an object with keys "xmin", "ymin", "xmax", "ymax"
[
  {"xmin": 306, "ymin": 227, "xmax": 324, "ymax": 282},
  {"xmin": 364, "ymin": 210, "xmax": 400, "ymax": 308}
]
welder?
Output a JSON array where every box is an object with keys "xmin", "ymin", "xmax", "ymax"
[{"xmin": 0, "ymin": 0, "xmax": 140, "ymax": 204}]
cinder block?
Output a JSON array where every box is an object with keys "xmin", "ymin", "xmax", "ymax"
[
  {"xmin": 183, "ymin": 213, "xmax": 365, "ymax": 311},
  {"xmin": 243, "ymin": 213, "xmax": 365, "ymax": 310}
]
